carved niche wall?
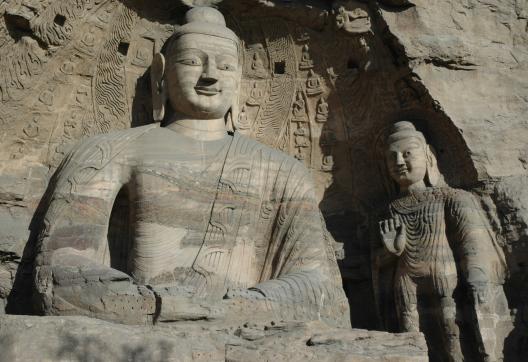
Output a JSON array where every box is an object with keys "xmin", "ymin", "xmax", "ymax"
[{"xmin": 0, "ymin": 0, "xmax": 478, "ymax": 331}]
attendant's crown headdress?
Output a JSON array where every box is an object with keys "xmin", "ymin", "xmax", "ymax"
[{"xmin": 385, "ymin": 121, "xmax": 426, "ymax": 146}]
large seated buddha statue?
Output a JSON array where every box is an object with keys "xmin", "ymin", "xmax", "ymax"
[{"xmin": 32, "ymin": 7, "xmax": 350, "ymax": 327}]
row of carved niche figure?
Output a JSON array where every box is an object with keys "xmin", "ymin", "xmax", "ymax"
[
  {"xmin": 243, "ymin": 89, "xmax": 331, "ymax": 140},
  {"xmin": 292, "ymin": 118, "xmax": 335, "ymax": 170},
  {"xmin": 245, "ymin": 70, "xmax": 324, "ymax": 104},
  {"xmin": 292, "ymin": 92, "xmax": 329, "ymax": 122},
  {"xmin": 250, "ymin": 44, "xmax": 315, "ymax": 77},
  {"xmin": 244, "ymin": 90, "xmax": 328, "ymax": 120}
]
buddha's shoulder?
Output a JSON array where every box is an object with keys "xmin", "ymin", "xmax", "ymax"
[
  {"xmin": 234, "ymin": 133, "xmax": 309, "ymax": 174},
  {"xmin": 78, "ymin": 124, "xmax": 158, "ymax": 146},
  {"xmin": 441, "ymin": 187, "xmax": 478, "ymax": 206},
  {"xmin": 65, "ymin": 124, "xmax": 159, "ymax": 162},
  {"xmin": 235, "ymin": 133, "xmax": 301, "ymax": 164}
]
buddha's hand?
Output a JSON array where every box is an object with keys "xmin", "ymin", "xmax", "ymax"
[
  {"xmin": 379, "ymin": 217, "xmax": 406, "ymax": 256},
  {"xmin": 224, "ymin": 288, "xmax": 267, "ymax": 301}
]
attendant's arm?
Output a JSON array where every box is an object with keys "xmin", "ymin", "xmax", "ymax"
[{"xmin": 446, "ymin": 190, "xmax": 505, "ymax": 302}]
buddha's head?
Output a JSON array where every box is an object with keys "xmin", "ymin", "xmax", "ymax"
[
  {"xmin": 151, "ymin": 7, "xmax": 241, "ymax": 123},
  {"xmin": 384, "ymin": 121, "xmax": 443, "ymax": 193}
]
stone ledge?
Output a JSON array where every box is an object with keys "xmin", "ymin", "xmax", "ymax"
[{"xmin": 0, "ymin": 315, "xmax": 427, "ymax": 362}]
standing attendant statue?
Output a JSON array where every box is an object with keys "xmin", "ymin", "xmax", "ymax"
[
  {"xmin": 378, "ymin": 121, "xmax": 509, "ymax": 361},
  {"xmin": 33, "ymin": 7, "xmax": 349, "ymax": 328}
]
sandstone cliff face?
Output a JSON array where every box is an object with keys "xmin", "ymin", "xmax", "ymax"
[{"xmin": 380, "ymin": 0, "xmax": 528, "ymax": 180}]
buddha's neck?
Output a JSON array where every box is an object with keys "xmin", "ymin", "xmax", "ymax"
[
  {"xmin": 400, "ymin": 180, "xmax": 427, "ymax": 194},
  {"xmin": 166, "ymin": 114, "xmax": 228, "ymax": 141}
]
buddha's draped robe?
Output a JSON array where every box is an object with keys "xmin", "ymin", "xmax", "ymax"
[{"xmin": 34, "ymin": 125, "xmax": 350, "ymax": 327}]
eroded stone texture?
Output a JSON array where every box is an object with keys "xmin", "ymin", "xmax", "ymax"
[
  {"xmin": 0, "ymin": 315, "xmax": 427, "ymax": 362},
  {"xmin": 379, "ymin": 0, "xmax": 528, "ymax": 180}
]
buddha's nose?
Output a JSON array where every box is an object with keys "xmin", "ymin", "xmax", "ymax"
[
  {"xmin": 201, "ymin": 58, "xmax": 219, "ymax": 84},
  {"xmin": 396, "ymin": 152, "xmax": 405, "ymax": 165}
]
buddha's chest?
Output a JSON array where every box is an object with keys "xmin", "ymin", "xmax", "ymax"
[
  {"xmin": 391, "ymin": 194, "xmax": 452, "ymax": 267},
  {"xmin": 125, "ymin": 132, "xmax": 230, "ymax": 209},
  {"xmin": 129, "ymin": 159, "xmax": 223, "ymax": 229},
  {"xmin": 122, "ymin": 162, "xmax": 224, "ymax": 284}
]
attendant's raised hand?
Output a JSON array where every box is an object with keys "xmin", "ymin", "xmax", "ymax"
[{"xmin": 379, "ymin": 217, "xmax": 406, "ymax": 256}]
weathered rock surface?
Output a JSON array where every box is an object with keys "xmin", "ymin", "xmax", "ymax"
[
  {"xmin": 0, "ymin": 315, "xmax": 428, "ymax": 362},
  {"xmin": 379, "ymin": 0, "xmax": 528, "ymax": 180}
]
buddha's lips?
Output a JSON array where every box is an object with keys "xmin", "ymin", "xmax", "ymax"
[
  {"xmin": 395, "ymin": 167, "xmax": 408, "ymax": 175},
  {"xmin": 195, "ymin": 86, "xmax": 221, "ymax": 95}
]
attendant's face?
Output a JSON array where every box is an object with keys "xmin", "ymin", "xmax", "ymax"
[
  {"xmin": 385, "ymin": 137, "xmax": 427, "ymax": 188},
  {"xmin": 165, "ymin": 33, "xmax": 239, "ymax": 119}
]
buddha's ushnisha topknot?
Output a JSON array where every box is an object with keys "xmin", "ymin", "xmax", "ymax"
[{"xmin": 171, "ymin": 7, "xmax": 239, "ymax": 44}]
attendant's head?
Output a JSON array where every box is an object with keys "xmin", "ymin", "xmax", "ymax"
[
  {"xmin": 151, "ymin": 7, "xmax": 241, "ymax": 123},
  {"xmin": 384, "ymin": 121, "xmax": 443, "ymax": 193}
]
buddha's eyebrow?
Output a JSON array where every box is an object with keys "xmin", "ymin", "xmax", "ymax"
[
  {"xmin": 216, "ymin": 54, "xmax": 238, "ymax": 61},
  {"xmin": 405, "ymin": 141, "xmax": 422, "ymax": 148},
  {"xmin": 174, "ymin": 48, "xmax": 206, "ymax": 56}
]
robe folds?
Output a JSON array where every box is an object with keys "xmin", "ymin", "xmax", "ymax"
[
  {"xmin": 33, "ymin": 124, "xmax": 350, "ymax": 327},
  {"xmin": 373, "ymin": 187, "xmax": 509, "ymax": 360}
]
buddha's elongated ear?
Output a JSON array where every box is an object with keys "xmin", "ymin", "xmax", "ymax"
[
  {"xmin": 151, "ymin": 53, "xmax": 166, "ymax": 121},
  {"xmin": 225, "ymin": 67, "xmax": 242, "ymax": 133},
  {"xmin": 226, "ymin": 97, "xmax": 240, "ymax": 133},
  {"xmin": 425, "ymin": 144, "xmax": 444, "ymax": 187}
]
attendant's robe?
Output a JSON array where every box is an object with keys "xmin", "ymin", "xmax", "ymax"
[
  {"xmin": 375, "ymin": 187, "xmax": 509, "ymax": 360},
  {"xmin": 387, "ymin": 188, "xmax": 506, "ymax": 299},
  {"xmin": 33, "ymin": 125, "xmax": 350, "ymax": 327}
]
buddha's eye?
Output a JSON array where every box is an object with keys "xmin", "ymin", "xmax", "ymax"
[
  {"xmin": 178, "ymin": 57, "xmax": 202, "ymax": 66},
  {"xmin": 218, "ymin": 63, "xmax": 236, "ymax": 71},
  {"xmin": 404, "ymin": 151, "xmax": 411, "ymax": 157}
]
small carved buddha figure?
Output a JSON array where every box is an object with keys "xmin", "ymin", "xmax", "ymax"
[
  {"xmin": 294, "ymin": 123, "xmax": 309, "ymax": 148},
  {"xmin": 33, "ymin": 7, "xmax": 349, "ymax": 328},
  {"xmin": 292, "ymin": 91, "xmax": 306, "ymax": 118},
  {"xmin": 299, "ymin": 44, "xmax": 314, "ymax": 70},
  {"xmin": 306, "ymin": 69, "xmax": 323, "ymax": 96},
  {"xmin": 379, "ymin": 121, "xmax": 508, "ymax": 361},
  {"xmin": 237, "ymin": 104, "xmax": 251, "ymax": 131},
  {"xmin": 250, "ymin": 52, "xmax": 267, "ymax": 78},
  {"xmin": 321, "ymin": 155, "xmax": 334, "ymax": 172},
  {"xmin": 246, "ymin": 81, "xmax": 264, "ymax": 106},
  {"xmin": 316, "ymin": 97, "xmax": 329, "ymax": 123}
]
